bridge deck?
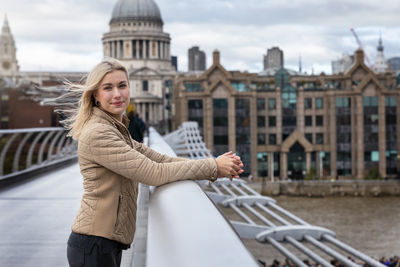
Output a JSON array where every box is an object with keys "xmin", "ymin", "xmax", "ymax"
[{"xmin": 0, "ymin": 163, "xmax": 82, "ymax": 266}]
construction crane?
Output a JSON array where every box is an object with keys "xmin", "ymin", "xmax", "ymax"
[{"xmin": 350, "ymin": 27, "xmax": 372, "ymax": 67}]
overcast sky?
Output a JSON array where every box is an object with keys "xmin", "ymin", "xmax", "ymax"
[{"xmin": 1, "ymin": 0, "xmax": 399, "ymax": 74}]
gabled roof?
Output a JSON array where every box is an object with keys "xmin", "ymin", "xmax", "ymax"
[
  {"xmin": 200, "ymin": 51, "xmax": 232, "ymax": 80},
  {"xmin": 354, "ymin": 75, "xmax": 388, "ymax": 94},
  {"xmin": 281, "ymin": 130, "xmax": 313, "ymax": 153},
  {"xmin": 345, "ymin": 49, "xmax": 373, "ymax": 78},
  {"xmin": 343, "ymin": 50, "xmax": 388, "ymax": 94},
  {"xmin": 130, "ymin": 66, "xmax": 161, "ymax": 77},
  {"xmin": 206, "ymin": 78, "xmax": 236, "ymax": 95}
]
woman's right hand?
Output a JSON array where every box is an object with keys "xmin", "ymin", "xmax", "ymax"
[{"xmin": 215, "ymin": 151, "xmax": 244, "ymax": 180}]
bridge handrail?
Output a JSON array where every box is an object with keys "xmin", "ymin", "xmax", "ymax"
[
  {"xmin": 0, "ymin": 127, "xmax": 77, "ymax": 181},
  {"xmin": 0, "ymin": 127, "xmax": 65, "ymax": 134},
  {"xmin": 145, "ymin": 127, "xmax": 258, "ymax": 267},
  {"xmin": 165, "ymin": 122, "xmax": 386, "ymax": 267}
]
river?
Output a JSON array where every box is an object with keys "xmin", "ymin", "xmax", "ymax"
[{"xmin": 221, "ymin": 196, "xmax": 400, "ymax": 265}]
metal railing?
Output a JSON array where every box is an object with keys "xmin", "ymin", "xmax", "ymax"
[
  {"xmin": 137, "ymin": 127, "xmax": 258, "ymax": 267},
  {"xmin": 165, "ymin": 121, "xmax": 386, "ymax": 267},
  {"xmin": 0, "ymin": 128, "xmax": 77, "ymax": 181}
]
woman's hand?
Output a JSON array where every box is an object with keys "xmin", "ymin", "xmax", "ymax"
[{"xmin": 216, "ymin": 151, "xmax": 244, "ymax": 180}]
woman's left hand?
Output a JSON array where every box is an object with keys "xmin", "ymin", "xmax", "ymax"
[{"xmin": 217, "ymin": 151, "xmax": 244, "ymax": 180}]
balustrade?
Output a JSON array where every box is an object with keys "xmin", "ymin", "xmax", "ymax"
[{"xmin": 0, "ymin": 128, "xmax": 77, "ymax": 180}]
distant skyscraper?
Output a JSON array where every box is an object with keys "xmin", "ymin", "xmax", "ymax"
[
  {"xmin": 263, "ymin": 47, "xmax": 283, "ymax": 70},
  {"xmin": 331, "ymin": 54, "xmax": 354, "ymax": 74},
  {"xmin": 171, "ymin": 56, "xmax": 178, "ymax": 71},
  {"xmin": 188, "ymin": 46, "xmax": 206, "ymax": 71},
  {"xmin": 373, "ymin": 35, "xmax": 389, "ymax": 73}
]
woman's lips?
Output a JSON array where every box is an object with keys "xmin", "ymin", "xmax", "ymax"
[{"xmin": 112, "ymin": 101, "xmax": 123, "ymax": 106}]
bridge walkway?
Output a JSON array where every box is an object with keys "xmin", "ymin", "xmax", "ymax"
[{"xmin": 0, "ymin": 163, "xmax": 82, "ymax": 266}]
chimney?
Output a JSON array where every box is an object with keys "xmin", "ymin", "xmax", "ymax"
[
  {"xmin": 355, "ymin": 49, "xmax": 364, "ymax": 64},
  {"xmin": 213, "ymin": 49, "xmax": 220, "ymax": 65}
]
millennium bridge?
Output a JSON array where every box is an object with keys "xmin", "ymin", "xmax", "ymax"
[{"xmin": 0, "ymin": 123, "xmax": 385, "ymax": 267}]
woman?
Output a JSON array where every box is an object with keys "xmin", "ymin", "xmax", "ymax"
[{"xmin": 64, "ymin": 58, "xmax": 244, "ymax": 267}]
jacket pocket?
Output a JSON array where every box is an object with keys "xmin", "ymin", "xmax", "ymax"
[{"xmin": 114, "ymin": 193, "xmax": 127, "ymax": 234}]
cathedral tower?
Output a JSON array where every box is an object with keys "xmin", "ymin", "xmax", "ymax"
[
  {"xmin": 102, "ymin": 0, "xmax": 173, "ymax": 71},
  {"xmin": 0, "ymin": 14, "xmax": 19, "ymax": 77},
  {"xmin": 373, "ymin": 34, "xmax": 389, "ymax": 73},
  {"xmin": 102, "ymin": 0, "xmax": 175, "ymax": 130}
]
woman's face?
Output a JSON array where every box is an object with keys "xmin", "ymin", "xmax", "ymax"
[{"xmin": 94, "ymin": 70, "xmax": 130, "ymax": 122}]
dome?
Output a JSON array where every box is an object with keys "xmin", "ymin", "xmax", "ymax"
[{"xmin": 110, "ymin": 0, "xmax": 163, "ymax": 24}]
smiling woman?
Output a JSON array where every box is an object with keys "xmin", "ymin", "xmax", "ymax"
[
  {"xmin": 93, "ymin": 70, "xmax": 130, "ymax": 122},
  {"xmin": 55, "ymin": 57, "xmax": 244, "ymax": 267}
]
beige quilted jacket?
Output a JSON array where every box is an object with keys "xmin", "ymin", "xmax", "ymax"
[{"xmin": 72, "ymin": 107, "xmax": 218, "ymax": 245}]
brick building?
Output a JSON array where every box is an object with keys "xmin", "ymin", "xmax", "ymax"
[{"xmin": 172, "ymin": 50, "xmax": 400, "ymax": 180}]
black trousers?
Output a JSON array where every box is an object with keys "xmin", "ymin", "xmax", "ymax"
[{"xmin": 67, "ymin": 232, "xmax": 130, "ymax": 267}]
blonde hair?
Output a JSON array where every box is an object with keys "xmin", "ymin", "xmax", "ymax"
[{"xmin": 59, "ymin": 57, "xmax": 129, "ymax": 140}]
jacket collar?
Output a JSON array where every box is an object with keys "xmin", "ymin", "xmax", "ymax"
[{"xmin": 92, "ymin": 107, "xmax": 130, "ymax": 130}]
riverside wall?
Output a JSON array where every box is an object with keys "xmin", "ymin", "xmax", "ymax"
[{"xmin": 260, "ymin": 180, "xmax": 400, "ymax": 197}]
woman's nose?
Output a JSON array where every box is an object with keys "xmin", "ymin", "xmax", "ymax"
[{"xmin": 113, "ymin": 87, "xmax": 121, "ymax": 97}]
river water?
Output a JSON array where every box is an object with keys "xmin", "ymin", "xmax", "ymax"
[{"xmin": 221, "ymin": 196, "xmax": 400, "ymax": 265}]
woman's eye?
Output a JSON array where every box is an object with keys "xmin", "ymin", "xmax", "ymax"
[
  {"xmin": 104, "ymin": 86, "xmax": 112, "ymax": 90},
  {"xmin": 119, "ymin": 84, "xmax": 127, "ymax": 88}
]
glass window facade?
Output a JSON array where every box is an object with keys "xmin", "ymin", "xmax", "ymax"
[
  {"xmin": 185, "ymin": 82, "xmax": 203, "ymax": 92},
  {"xmin": 143, "ymin": 80, "xmax": 149, "ymax": 91},
  {"xmin": 385, "ymin": 96, "xmax": 397, "ymax": 107},
  {"xmin": 336, "ymin": 97, "xmax": 351, "ymax": 176},
  {"xmin": 236, "ymin": 98, "xmax": 251, "ymax": 175},
  {"xmin": 385, "ymin": 96, "xmax": 398, "ymax": 174},
  {"xmin": 305, "ymin": 116, "xmax": 312, "ymax": 126},
  {"xmin": 282, "ymin": 86, "xmax": 297, "ymax": 109},
  {"xmin": 363, "ymin": 96, "xmax": 378, "ymax": 107},
  {"xmin": 363, "ymin": 96, "xmax": 379, "ymax": 173},
  {"xmin": 269, "ymin": 134, "xmax": 276, "ymax": 145},
  {"xmin": 316, "ymin": 98, "xmax": 323, "ymax": 109},
  {"xmin": 304, "ymin": 98, "xmax": 312, "ymax": 109},
  {"xmin": 281, "ymin": 73, "xmax": 297, "ymax": 140},
  {"xmin": 282, "ymin": 116, "xmax": 296, "ymax": 126},
  {"xmin": 316, "ymin": 133, "xmax": 324, "ymax": 144},
  {"xmin": 188, "ymin": 99, "xmax": 203, "ymax": 135},
  {"xmin": 305, "ymin": 133, "xmax": 313, "ymax": 143},
  {"xmin": 275, "ymin": 69, "xmax": 290, "ymax": 89},
  {"xmin": 257, "ymin": 133, "xmax": 266, "ymax": 145},
  {"xmin": 257, "ymin": 116, "xmax": 265, "ymax": 127},
  {"xmin": 231, "ymin": 82, "xmax": 248, "ymax": 92},
  {"xmin": 257, "ymin": 98, "xmax": 265, "ymax": 110},
  {"xmin": 336, "ymin": 97, "xmax": 351, "ymax": 108},
  {"xmin": 268, "ymin": 98, "xmax": 276, "ymax": 110},
  {"xmin": 316, "ymin": 115, "xmax": 323, "ymax": 126},
  {"xmin": 257, "ymin": 152, "xmax": 268, "ymax": 177},
  {"xmin": 254, "ymin": 82, "xmax": 272, "ymax": 91},
  {"xmin": 213, "ymin": 99, "xmax": 228, "ymax": 156},
  {"xmin": 268, "ymin": 116, "xmax": 276, "ymax": 127},
  {"xmin": 273, "ymin": 152, "xmax": 280, "ymax": 177}
]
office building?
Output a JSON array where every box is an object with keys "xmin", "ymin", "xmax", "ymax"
[
  {"xmin": 188, "ymin": 46, "xmax": 206, "ymax": 71},
  {"xmin": 263, "ymin": 47, "xmax": 284, "ymax": 70},
  {"xmin": 332, "ymin": 54, "xmax": 354, "ymax": 74},
  {"xmin": 388, "ymin": 57, "xmax": 400, "ymax": 74},
  {"xmin": 172, "ymin": 49, "xmax": 400, "ymax": 180}
]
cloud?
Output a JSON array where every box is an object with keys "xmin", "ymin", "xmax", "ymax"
[
  {"xmin": 157, "ymin": 0, "xmax": 400, "ymax": 27},
  {"xmin": 1, "ymin": 0, "xmax": 399, "ymax": 74},
  {"xmin": 18, "ymin": 42, "xmax": 102, "ymax": 71}
]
